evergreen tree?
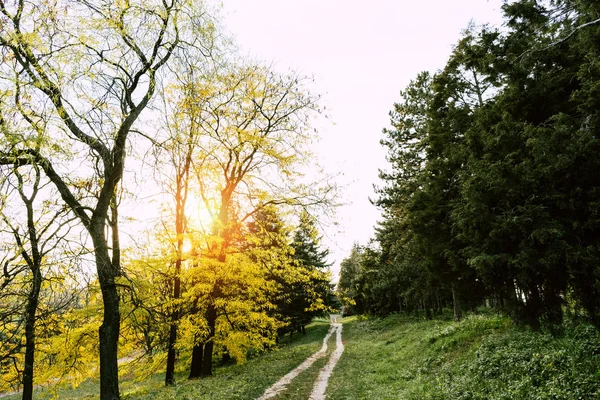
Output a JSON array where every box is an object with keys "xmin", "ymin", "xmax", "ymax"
[
  {"xmin": 362, "ymin": 0, "xmax": 600, "ymax": 329},
  {"xmin": 289, "ymin": 211, "xmax": 332, "ymax": 332},
  {"xmin": 338, "ymin": 243, "xmax": 363, "ymax": 311},
  {"xmin": 292, "ymin": 211, "xmax": 331, "ymax": 270}
]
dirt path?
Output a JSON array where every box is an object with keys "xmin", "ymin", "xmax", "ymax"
[
  {"xmin": 308, "ymin": 322, "xmax": 343, "ymax": 400},
  {"xmin": 257, "ymin": 315, "xmax": 345, "ymax": 400}
]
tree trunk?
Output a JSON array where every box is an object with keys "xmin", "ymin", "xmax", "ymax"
[
  {"xmin": 201, "ymin": 304, "xmax": 217, "ymax": 377},
  {"xmin": 505, "ymin": 279, "xmax": 519, "ymax": 309},
  {"xmin": 424, "ymin": 296, "xmax": 432, "ymax": 320},
  {"xmin": 165, "ymin": 262, "xmax": 181, "ymax": 385},
  {"xmin": 451, "ymin": 283, "xmax": 462, "ymax": 321},
  {"xmin": 22, "ymin": 268, "xmax": 41, "ymax": 400},
  {"xmin": 19, "ymin": 180, "xmax": 43, "ymax": 400},
  {"xmin": 91, "ymin": 226, "xmax": 120, "ymax": 400},
  {"xmin": 201, "ymin": 342, "xmax": 214, "ymax": 377},
  {"xmin": 526, "ymin": 285, "xmax": 542, "ymax": 330},
  {"xmin": 166, "ymin": 169, "xmax": 189, "ymax": 385},
  {"xmin": 165, "ymin": 312, "xmax": 178, "ymax": 385},
  {"xmin": 188, "ymin": 343, "xmax": 204, "ymax": 379},
  {"xmin": 98, "ymin": 285, "xmax": 120, "ymax": 400},
  {"xmin": 220, "ymin": 351, "xmax": 231, "ymax": 365}
]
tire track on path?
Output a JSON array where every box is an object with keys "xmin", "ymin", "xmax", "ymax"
[
  {"xmin": 308, "ymin": 321, "xmax": 344, "ymax": 400},
  {"xmin": 257, "ymin": 315, "xmax": 345, "ymax": 400},
  {"xmin": 257, "ymin": 323, "xmax": 335, "ymax": 400}
]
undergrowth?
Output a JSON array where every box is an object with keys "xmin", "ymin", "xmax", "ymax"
[{"xmin": 327, "ymin": 312, "xmax": 600, "ymax": 400}]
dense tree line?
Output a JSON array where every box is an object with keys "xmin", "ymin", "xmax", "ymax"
[{"xmin": 340, "ymin": 0, "xmax": 600, "ymax": 330}]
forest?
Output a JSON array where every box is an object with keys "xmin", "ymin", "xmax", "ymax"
[
  {"xmin": 340, "ymin": 0, "xmax": 600, "ymax": 329},
  {"xmin": 2, "ymin": 0, "xmax": 600, "ymax": 399}
]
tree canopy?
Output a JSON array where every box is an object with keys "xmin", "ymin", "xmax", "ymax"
[{"xmin": 343, "ymin": 0, "xmax": 600, "ymax": 330}]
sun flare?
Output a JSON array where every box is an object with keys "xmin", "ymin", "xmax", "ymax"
[
  {"xmin": 185, "ymin": 196, "xmax": 217, "ymax": 233},
  {"xmin": 181, "ymin": 237, "xmax": 193, "ymax": 254}
]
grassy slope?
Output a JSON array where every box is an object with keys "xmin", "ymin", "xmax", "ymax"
[
  {"xmin": 122, "ymin": 320, "xmax": 330, "ymax": 400},
  {"xmin": 328, "ymin": 313, "xmax": 600, "ymax": 400}
]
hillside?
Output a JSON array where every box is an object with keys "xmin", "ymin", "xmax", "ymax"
[
  {"xmin": 4, "ymin": 313, "xmax": 599, "ymax": 399},
  {"xmin": 329, "ymin": 313, "xmax": 600, "ymax": 400}
]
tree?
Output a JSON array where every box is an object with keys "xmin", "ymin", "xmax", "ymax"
[
  {"xmin": 451, "ymin": 0, "xmax": 600, "ymax": 327},
  {"xmin": 338, "ymin": 243, "xmax": 362, "ymax": 310},
  {"xmin": 245, "ymin": 204, "xmax": 334, "ymax": 342},
  {"xmin": 244, "ymin": 205, "xmax": 295, "ymax": 332},
  {"xmin": 153, "ymin": 70, "xmax": 199, "ymax": 386},
  {"xmin": 0, "ymin": 1, "xmax": 210, "ymax": 396},
  {"xmin": 371, "ymin": 72, "xmax": 453, "ymax": 319},
  {"xmin": 178, "ymin": 61, "xmax": 331, "ymax": 377},
  {"xmin": 0, "ymin": 164, "xmax": 76, "ymax": 399},
  {"xmin": 367, "ymin": 0, "xmax": 600, "ymax": 330},
  {"xmin": 288, "ymin": 211, "xmax": 332, "ymax": 332}
]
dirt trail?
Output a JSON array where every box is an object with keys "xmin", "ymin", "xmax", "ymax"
[
  {"xmin": 257, "ymin": 315, "xmax": 345, "ymax": 400},
  {"xmin": 308, "ymin": 322, "xmax": 344, "ymax": 400}
]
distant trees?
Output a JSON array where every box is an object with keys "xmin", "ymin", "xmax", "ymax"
[
  {"xmin": 346, "ymin": 0, "xmax": 600, "ymax": 330},
  {"xmin": 338, "ymin": 243, "xmax": 362, "ymax": 312}
]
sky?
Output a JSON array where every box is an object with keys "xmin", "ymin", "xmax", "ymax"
[{"xmin": 218, "ymin": 0, "xmax": 506, "ymax": 280}]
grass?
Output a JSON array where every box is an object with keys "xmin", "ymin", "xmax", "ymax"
[
  {"xmin": 120, "ymin": 320, "xmax": 330, "ymax": 400},
  {"xmin": 269, "ymin": 347, "xmax": 328, "ymax": 400},
  {"xmin": 327, "ymin": 312, "xmax": 600, "ymax": 400},
  {"xmin": 270, "ymin": 326, "xmax": 337, "ymax": 400},
  {"xmin": 3, "ymin": 313, "xmax": 600, "ymax": 399},
  {"xmin": 0, "ymin": 319, "xmax": 331, "ymax": 400}
]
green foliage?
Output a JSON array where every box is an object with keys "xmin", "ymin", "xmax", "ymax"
[
  {"xmin": 289, "ymin": 211, "xmax": 334, "ymax": 327},
  {"xmin": 365, "ymin": 0, "xmax": 600, "ymax": 329},
  {"xmin": 432, "ymin": 322, "xmax": 600, "ymax": 399},
  {"xmin": 327, "ymin": 314, "xmax": 600, "ymax": 400},
  {"xmin": 337, "ymin": 242, "xmax": 362, "ymax": 310},
  {"xmin": 292, "ymin": 211, "xmax": 330, "ymax": 271}
]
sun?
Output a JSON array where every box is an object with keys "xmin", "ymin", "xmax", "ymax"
[
  {"xmin": 181, "ymin": 237, "xmax": 193, "ymax": 255},
  {"xmin": 185, "ymin": 196, "xmax": 217, "ymax": 233}
]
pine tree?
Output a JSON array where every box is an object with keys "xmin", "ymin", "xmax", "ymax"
[{"xmin": 289, "ymin": 211, "xmax": 332, "ymax": 333}]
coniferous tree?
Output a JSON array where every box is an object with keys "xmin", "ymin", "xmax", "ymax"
[
  {"xmin": 289, "ymin": 211, "xmax": 332, "ymax": 332},
  {"xmin": 361, "ymin": 0, "xmax": 600, "ymax": 329}
]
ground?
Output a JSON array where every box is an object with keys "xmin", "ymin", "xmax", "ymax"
[{"xmin": 2, "ymin": 311, "xmax": 600, "ymax": 399}]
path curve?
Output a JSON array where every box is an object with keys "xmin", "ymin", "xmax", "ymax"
[{"xmin": 257, "ymin": 315, "xmax": 345, "ymax": 400}]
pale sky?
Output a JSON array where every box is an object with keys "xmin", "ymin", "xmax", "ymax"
[{"xmin": 219, "ymin": 0, "xmax": 506, "ymax": 280}]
